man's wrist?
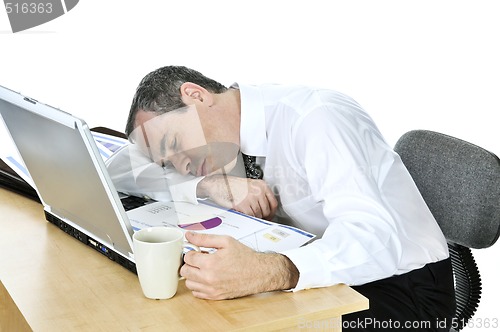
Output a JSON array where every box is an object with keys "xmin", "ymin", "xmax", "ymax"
[
  {"xmin": 259, "ymin": 252, "xmax": 299, "ymax": 292},
  {"xmin": 279, "ymin": 254, "xmax": 300, "ymax": 290},
  {"xmin": 196, "ymin": 174, "xmax": 235, "ymax": 203}
]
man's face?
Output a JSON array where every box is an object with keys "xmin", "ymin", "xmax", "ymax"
[{"xmin": 131, "ymin": 106, "xmax": 238, "ymax": 176}]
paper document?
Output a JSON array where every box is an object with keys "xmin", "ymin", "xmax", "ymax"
[
  {"xmin": 127, "ymin": 201, "xmax": 271, "ymax": 240},
  {"xmin": 127, "ymin": 200, "xmax": 315, "ymax": 252}
]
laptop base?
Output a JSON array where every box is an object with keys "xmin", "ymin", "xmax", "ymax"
[{"xmin": 44, "ymin": 210, "xmax": 137, "ymax": 274}]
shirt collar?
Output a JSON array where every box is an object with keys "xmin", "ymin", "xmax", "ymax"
[{"xmin": 231, "ymin": 83, "xmax": 267, "ymax": 157}]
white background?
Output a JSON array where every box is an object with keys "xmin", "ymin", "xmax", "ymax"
[{"xmin": 1, "ymin": 1, "xmax": 498, "ymax": 329}]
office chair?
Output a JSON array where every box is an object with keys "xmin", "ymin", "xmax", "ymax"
[{"xmin": 394, "ymin": 130, "xmax": 500, "ymax": 332}]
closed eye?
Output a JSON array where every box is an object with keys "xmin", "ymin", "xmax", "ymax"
[{"xmin": 170, "ymin": 136, "xmax": 178, "ymax": 152}]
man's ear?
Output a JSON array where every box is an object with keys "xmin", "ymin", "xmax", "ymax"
[{"xmin": 180, "ymin": 82, "xmax": 213, "ymax": 106}]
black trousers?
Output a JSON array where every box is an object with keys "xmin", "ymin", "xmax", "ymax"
[{"xmin": 343, "ymin": 258, "xmax": 456, "ymax": 331}]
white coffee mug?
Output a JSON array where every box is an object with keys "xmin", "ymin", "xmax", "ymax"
[{"xmin": 132, "ymin": 227, "xmax": 199, "ymax": 300}]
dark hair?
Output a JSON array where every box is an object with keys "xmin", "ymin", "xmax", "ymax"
[{"xmin": 125, "ymin": 66, "xmax": 227, "ymax": 137}]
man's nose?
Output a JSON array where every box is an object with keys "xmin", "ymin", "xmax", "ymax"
[{"xmin": 170, "ymin": 154, "xmax": 191, "ymax": 175}]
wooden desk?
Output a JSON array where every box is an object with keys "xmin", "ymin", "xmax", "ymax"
[{"xmin": 0, "ymin": 188, "xmax": 368, "ymax": 331}]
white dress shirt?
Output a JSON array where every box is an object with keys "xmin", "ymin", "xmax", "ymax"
[{"xmin": 236, "ymin": 83, "xmax": 449, "ymax": 291}]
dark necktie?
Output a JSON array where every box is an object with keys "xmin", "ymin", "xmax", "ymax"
[{"xmin": 241, "ymin": 153, "xmax": 264, "ymax": 179}]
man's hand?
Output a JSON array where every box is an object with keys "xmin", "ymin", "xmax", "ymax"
[
  {"xmin": 180, "ymin": 232, "xmax": 299, "ymax": 300},
  {"xmin": 197, "ymin": 175, "xmax": 278, "ymax": 220}
]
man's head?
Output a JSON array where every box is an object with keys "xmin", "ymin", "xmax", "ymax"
[
  {"xmin": 125, "ymin": 66, "xmax": 228, "ymax": 137},
  {"xmin": 126, "ymin": 66, "xmax": 241, "ymax": 177}
]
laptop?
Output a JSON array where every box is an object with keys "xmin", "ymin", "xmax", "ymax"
[{"xmin": 0, "ymin": 85, "xmax": 179, "ymax": 274}]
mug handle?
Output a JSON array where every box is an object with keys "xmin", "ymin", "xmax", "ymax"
[{"xmin": 179, "ymin": 242, "xmax": 201, "ymax": 279}]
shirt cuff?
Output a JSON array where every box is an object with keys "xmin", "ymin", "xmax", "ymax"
[
  {"xmin": 168, "ymin": 176, "xmax": 205, "ymax": 205},
  {"xmin": 281, "ymin": 244, "xmax": 334, "ymax": 292}
]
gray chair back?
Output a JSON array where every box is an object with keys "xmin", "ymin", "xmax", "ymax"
[{"xmin": 395, "ymin": 130, "xmax": 500, "ymax": 249}]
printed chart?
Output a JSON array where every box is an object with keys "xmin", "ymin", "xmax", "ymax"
[{"xmin": 179, "ymin": 217, "xmax": 223, "ymax": 231}]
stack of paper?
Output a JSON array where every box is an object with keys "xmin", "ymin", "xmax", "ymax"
[{"xmin": 127, "ymin": 200, "xmax": 315, "ymax": 253}]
